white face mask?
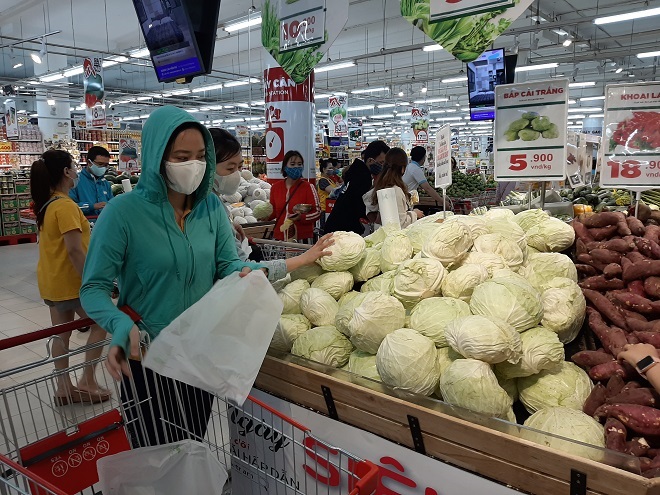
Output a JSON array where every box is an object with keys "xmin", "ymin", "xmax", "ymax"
[
  {"xmin": 164, "ymin": 160, "xmax": 207, "ymax": 195},
  {"xmin": 213, "ymin": 170, "xmax": 242, "ymax": 196}
]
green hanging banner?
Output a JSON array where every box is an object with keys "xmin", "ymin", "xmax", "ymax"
[
  {"xmin": 261, "ymin": 0, "xmax": 349, "ymax": 84},
  {"xmin": 401, "ymin": 0, "xmax": 534, "ymax": 63}
]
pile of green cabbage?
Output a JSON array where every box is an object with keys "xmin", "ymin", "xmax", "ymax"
[{"xmin": 271, "ymin": 218, "xmax": 590, "ymax": 449}]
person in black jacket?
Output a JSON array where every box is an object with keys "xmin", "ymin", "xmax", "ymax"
[{"xmin": 324, "ymin": 140, "xmax": 390, "ymax": 234}]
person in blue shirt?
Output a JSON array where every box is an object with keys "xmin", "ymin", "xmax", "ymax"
[
  {"xmin": 69, "ymin": 146, "xmax": 113, "ymax": 217},
  {"xmin": 402, "ymin": 145, "xmax": 445, "ymax": 206}
]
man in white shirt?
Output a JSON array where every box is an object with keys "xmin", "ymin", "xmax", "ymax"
[{"xmin": 402, "ymin": 146, "xmax": 446, "ymax": 205}]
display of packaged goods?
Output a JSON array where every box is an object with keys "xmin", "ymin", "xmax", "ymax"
[
  {"xmin": 20, "ymin": 223, "xmax": 36, "ymax": 234},
  {"xmin": 16, "ymin": 194, "xmax": 30, "ymax": 209},
  {"xmin": 13, "ymin": 179, "xmax": 29, "ymax": 194},
  {"xmin": 2, "ymin": 221, "xmax": 20, "ymax": 236}
]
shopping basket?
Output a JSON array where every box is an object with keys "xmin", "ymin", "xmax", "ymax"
[
  {"xmin": 251, "ymin": 237, "xmax": 311, "ymax": 262},
  {"xmin": 0, "ymin": 308, "xmax": 378, "ymax": 494}
]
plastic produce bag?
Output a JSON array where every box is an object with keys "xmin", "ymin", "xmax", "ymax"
[
  {"xmin": 97, "ymin": 440, "xmax": 228, "ymax": 495},
  {"xmin": 144, "ymin": 271, "xmax": 283, "ymax": 406}
]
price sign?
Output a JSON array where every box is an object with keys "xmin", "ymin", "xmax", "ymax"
[
  {"xmin": 279, "ymin": 0, "xmax": 326, "ymax": 52},
  {"xmin": 0, "ymin": 141, "xmax": 12, "ymax": 152},
  {"xmin": 435, "ymin": 125, "xmax": 452, "ymax": 188},
  {"xmin": 566, "ymin": 131, "xmax": 583, "ymax": 187},
  {"xmin": 494, "ymin": 79, "xmax": 568, "ymax": 181},
  {"xmin": 601, "ymin": 82, "xmax": 660, "ymax": 190}
]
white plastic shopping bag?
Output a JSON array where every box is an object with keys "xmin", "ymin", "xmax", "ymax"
[
  {"xmin": 143, "ymin": 270, "xmax": 283, "ymax": 405},
  {"xmin": 97, "ymin": 440, "xmax": 228, "ymax": 495}
]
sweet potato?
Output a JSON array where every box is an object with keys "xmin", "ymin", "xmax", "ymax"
[
  {"xmin": 631, "ymin": 203, "xmax": 652, "ymax": 224},
  {"xmin": 623, "ymin": 259, "xmax": 660, "ymax": 282},
  {"xmin": 647, "ymin": 449, "xmax": 660, "ymax": 459},
  {"xmin": 640, "ymin": 457, "xmax": 654, "ymax": 472},
  {"xmin": 651, "ymin": 211, "xmax": 660, "ymax": 225},
  {"xmin": 627, "ymin": 319, "xmax": 660, "ymax": 334},
  {"xmin": 628, "ymin": 280, "xmax": 648, "ymax": 297},
  {"xmin": 612, "ymin": 292, "xmax": 655, "ymax": 313},
  {"xmin": 576, "ymin": 264, "xmax": 599, "ymax": 278},
  {"xmin": 605, "ymin": 417, "xmax": 628, "ymax": 452},
  {"xmin": 583, "ymin": 383, "xmax": 608, "ymax": 416},
  {"xmin": 584, "ymin": 292, "xmax": 628, "ymax": 331},
  {"xmin": 606, "ymin": 388, "xmax": 660, "ymax": 407},
  {"xmin": 590, "ymin": 225, "xmax": 620, "ymax": 241},
  {"xmin": 644, "ymin": 277, "xmax": 660, "ymax": 299},
  {"xmin": 634, "ymin": 331, "xmax": 660, "ymax": 348},
  {"xmin": 576, "ymin": 238, "xmax": 588, "ymax": 257},
  {"xmin": 645, "ymin": 225, "xmax": 660, "ymax": 244},
  {"xmin": 573, "ymin": 220, "xmax": 595, "ymax": 243},
  {"xmin": 589, "ymin": 361, "xmax": 636, "ymax": 381},
  {"xmin": 577, "ymin": 253, "xmax": 608, "ymax": 272},
  {"xmin": 629, "ymin": 334, "xmax": 641, "ymax": 344},
  {"xmin": 626, "ymin": 251, "xmax": 652, "ymax": 264},
  {"xmin": 594, "ymin": 404, "xmax": 660, "ymax": 435},
  {"xmin": 586, "ymin": 238, "xmax": 635, "ymax": 253},
  {"xmin": 616, "ymin": 212, "xmax": 633, "ymax": 236},
  {"xmin": 622, "ymin": 381, "xmax": 643, "ymax": 392},
  {"xmin": 571, "ymin": 350, "xmax": 615, "ymax": 368},
  {"xmin": 603, "ymin": 263, "xmax": 623, "ymax": 279},
  {"xmin": 628, "ymin": 216, "xmax": 647, "ymax": 236},
  {"xmin": 606, "ymin": 375, "xmax": 626, "ymax": 398},
  {"xmin": 580, "ymin": 211, "xmax": 621, "ymax": 228},
  {"xmin": 591, "ymin": 248, "xmax": 622, "ymax": 265},
  {"xmin": 620, "ymin": 308, "xmax": 648, "ymax": 323},
  {"xmin": 643, "ymin": 467, "xmax": 660, "ymax": 478},
  {"xmin": 579, "ymin": 276, "xmax": 625, "ymax": 290}
]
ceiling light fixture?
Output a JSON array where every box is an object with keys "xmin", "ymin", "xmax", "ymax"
[
  {"xmin": 63, "ymin": 66, "xmax": 84, "ymax": 78},
  {"xmin": 421, "ymin": 87, "xmax": 428, "ymax": 93},
  {"xmin": 370, "ymin": 114, "xmax": 394, "ymax": 119},
  {"xmin": 413, "ymin": 97, "xmax": 449, "ymax": 104},
  {"xmin": 515, "ymin": 62, "xmax": 559, "ymax": 72},
  {"xmin": 615, "ymin": 67, "xmax": 623, "ymax": 73},
  {"xmin": 224, "ymin": 15, "xmax": 262, "ymax": 33},
  {"xmin": 224, "ymin": 78, "xmax": 260, "ymax": 87},
  {"xmin": 31, "ymin": 38, "xmax": 46, "ymax": 64},
  {"xmin": 568, "ymin": 107, "xmax": 602, "ymax": 113},
  {"xmin": 595, "ymin": 7, "xmax": 660, "ymax": 25},
  {"xmin": 40, "ymin": 73, "xmax": 65, "ymax": 83},
  {"xmin": 563, "ymin": 39, "xmax": 573, "ymax": 47},
  {"xmin": 422, "ymin": 44, "xmax": 443, "ymax": 52},
  {"xmin": 314, "ymin": 60, "xmax": 356, "ymax": 73},
  {"xmin": 129, "ymin": 48, "xmax": 150, "ymax": 58},
  {"xmin": 348, "ymin": 104, "xmax": 375, "ymax": 111},
  {"xmin": 47, "ymin": 98, "xmax": 55, "ymax": 106},
  {"xmin": 351, "ymin": 87, "xmax": 389, "ymax": 94},
  {"xmin": 398, "ymin": 91, "xmax": 404, "ymax": 97},
  {"xmin": 441, "ymin": 76, "xmax": 467, "ymax": 83},
  {"xmin": 191, "ymin": 83, "xmax": 224, "ymax": 93},
  {"xmin": 377, "ymin": 103, "xmax": 396, "ymax": 108},
  {"xmin": 569, "ymin": 81, "xmax": 596, "ymax": 88},
  {"xmin": 580, "ymin": 96, "xmax": 605, "ymax": 101},
  {"xmin": 638, "ymin": 50, "xmax": 660, "ymax": 59}
]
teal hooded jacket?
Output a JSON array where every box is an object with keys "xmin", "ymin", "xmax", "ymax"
[{"xmin": 81, "ymin": 106, "xmax": 262, "ymax": 354}]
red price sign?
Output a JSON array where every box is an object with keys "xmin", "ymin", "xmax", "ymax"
[{"xmin": 601, "ymin": 157, "xmax": 660, "ymax": 188}]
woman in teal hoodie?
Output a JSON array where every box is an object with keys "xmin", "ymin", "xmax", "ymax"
[{"xmin": 81, "ymin": 106, "xmax": 264, "ymax": 446}]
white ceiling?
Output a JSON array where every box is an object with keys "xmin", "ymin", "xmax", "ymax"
[{"xmin": 0, "ymin": 0, "xmax": 659, "ymax": 132}]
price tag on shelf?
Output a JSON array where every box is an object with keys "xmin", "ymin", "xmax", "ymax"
[
  {"xmin": 600, "ymin": 82, "xmax": 660, "ymax": 190},
  {"xmin": 494, "ymin": 79, "xmax": 568, "ymax": 182},
  {"xmin": 279, "ymin": 0, "xmax": 326, "ymax": 52},
  {"xmin": 0, "ymin": 141, "xmax": 12, "ymax": 153},
  {"xmin": 434, "ymin": 125, "xmax": 452, "ymax": 188}
]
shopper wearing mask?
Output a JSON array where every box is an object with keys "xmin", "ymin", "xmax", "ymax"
[
  {"xmin": 364, "ymin": 147, "xmax": 424, "ymax": 228},
  {"xmin": 268, "ymin": 150, "xmax": 321, "ymax": 242},
  {"xmin": 317, "ymin": 158, "xmax": 343, "ymax": 212},
  {"xmin": 69, "ymin": 146, "xmax": 113, "ymax": 217},
  {"xmin": 81, "ymin": 106, "xmax": 266, "ymax": 446},
  {"xmin": 324, "ymin": 140, "xmax": 390, "ymax": 235},
  {"xmin": 30, "ymin": 150, "xmax": 110, "ymax": 405},
  {"xmin": 210, "ymin": 128, "xmax": 333, "ymax": 281},
  {"xmin": 402, "ymin": 146, "xmax": 445, "ymax": 206}
]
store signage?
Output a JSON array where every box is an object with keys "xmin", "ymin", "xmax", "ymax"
[
  {"xmin": 601, "ymin": 82, "xmax": 660, "ymax": 190},
  {"xmin": 264, "ymin": 67, "xmax": 315, "ymax": 179},
  {"xmin": 0, "ymin": 141, "xmax": 12, "ymax": 153},
  {"xmin": 348, "ymin": 117, "xmax": 362, "ymax": 148},
  {"xmin": 118, "ymin": 137, "xmax": 139, "ymax": 172},
  {"xmin": 4, "ymin": 100, "xmax": 19, "ymax": 139},
  {"xmin": 83, "ymin": 57, "xmax": 106, "ymax": 128},
  {"xmin": 329, "ymin": 95, "xmax": 348, "ymax": 137},
  {"xmin": 494, "ymin": 78, "xmax": 568, "ymax": 182},
  {"xmin": 230, "ymin": 389, "xmax": 521, "ymax": 495},
  {"xmin": 435, "ymin": 125, "xmax": 452, "ymax": 189},
  {"xmin": 262, "ymin": 0, "xmax": 348, "ymax": 84},
  {"xmin": 566, "ymin": 131, "xmax": 583, "ymax": 187},
  {"xmin": 402, "ymin": 0, "xmax": 534, "ymax": 63},
  {"xmin": 411, "ymin": 106, "xmax": 429, "ymax": 145}
]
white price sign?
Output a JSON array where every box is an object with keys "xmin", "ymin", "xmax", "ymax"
[
  {"xmin": 494, "ymin": 79, "xmax": 568, "ymax": 182},
  {"xmin": 601, "ymin": 82, "xmax": 660, "ymax": 190},
  {"xmin": 279, "ymin": 0, "xmax": 326, "ymax": 52},
  {"xmin": 435, "ymin": 125, "xmax": 452, "ymax": 188}
]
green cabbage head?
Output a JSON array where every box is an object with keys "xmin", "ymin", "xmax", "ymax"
[
  {"xmin": 405, "ymin": 221, "xmax": 443, "ymax": 254},
  {"xmin": 409, "ymin": 297, "xmax": 471, "ymax": 347},
  {"xmin": 525, "ymin": 217, "xmax": 575, "ymax": 253},
  {"xmin": 335, "ymin": 291, "xmax": 369, "ymax": 336},
  {"xmin": 290, "ymin": 263, "xmax": 324, "ymax": 283},
  {"xmin": 421, "ymin": 220, "xmax": 473, "ymax": 268},
  {"xmin": 518, "ymin": 361, "xmax": 593, "ymax": 413},
  {"xmin": 473, "ymin": 233, "xmax": 525, "ymax": 271},
  {"xmin": 291, "ymin": 325, "xmax": 353, "ymax": 367},
  {"xmin": 461, "ymin": 252, "xmax": 507, "ymax": 276},
  {"xmin": 381, "ymin": 231, "xmax": 414, "ymax": 272},
  {"xmin": 348, "ymin": 292, "xmax": 406, "ymax": 353},
  {"xmin": 346, "ymin": 350, "xmax": 381, "ymax": 381},
  {"xmin": 317, "ymin": 231, "xmax": 366, "ymax": 271},
  {"xmin": 311, "ymin": 271, "xmax": 354, "ymax": 300},
  {"xmin": 279, "ymin": 279, "xmax": 310, "ymax": 314},
  {"xmin": 349, "ymin": 247, "xmax": 382, "ymax": 282},
  {"xmin": 541, "ymin": 277, "xmax": 586, "ymax": 344},
  {"xmin": 300, "ymin": 288, "xmax": 339, "ymax": 326},
  {"xmin": 445, "ymin": 215, "xmax": 490, "ymax": 240},
  {"xmin": 445, "ymin": 315, "xmax": 522, "ymax": 364},
  {"xmin": 495, "ymin": 327, "xmax": 564, "ymax": 379},
  {"xmin": 441, "ymin": 263, "xmax": 489, "ymax": 302},
  {"xmin": 520, "ymin": 253, "xmax": 578, "ymax": 292},
  {"xmin": 270, "ymin": 314, "xmax": 311, "ymax": 353},
  {"xmin": 360, "ymin": 271, "xmax": 396, "ymax": 294},
  {"xmin": 392, "ymin": 258, "xmax": 446, "ymax": 309}
]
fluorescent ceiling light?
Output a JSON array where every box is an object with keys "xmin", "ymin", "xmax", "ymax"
[
  {"xmin": 135, "ymin": 96, "xmax": 151, "ymax": 101},
  {"xmin": 351, "ymin": 87, "xmax": 389, "ymax": 94},
  {"xmin": 413, "ymin": 97, "xmax": 448, "ymax": 104},
  {"xmin": 102, "ymin": 56, "xmax": 128, "ymax": 68},
  {"xmin": 638, "ymin": 50, "xmax": 660, "ymax": 59},
  {"xmin": 224, "ymin": 118, "xmax": 245, "ymax": 123},
  {"xmin": 569, "ymin": 81, "xmax": 596, "ymax": 88},
  {"xmin": 422, "ymin": 44, "xmax": 443, "ymax": 52},
  {"xmin": 569, "ymin": 114, "xmax": 586, "ymax": 119},
  {"xmin": 224, "ymin": 15, "xmax": 262, "ymax": 33},
  {"xmin": 595, "ymin": 7, "xmax": 660, "ymax": 25},
  {"xmin": 377, "ymin": 103, "xmax": 396, "ymax": 108},
  {"xmin": 568, "ymin": 99, "xmax": 577, "ymax": 104},
  {"xmin": 40, "ymin": 73, "xmax": 64, "ymax": 83},
  {"xmin": 13, "ymin": 62, "xmax": 23, "ymax": 69},
  {"xmin": 139, "ymin": 114, "xmax": 150, "ymax": 119},
  {"xmin": 580, "ymin": 96, "xmax": 605, "ymax": 101},
  {"xmin": 207, "ymin": 105, "xmax": 223, "ymax": 110},
  {"xmin": 590, "ymin": 113, "xmax": 604, "ymax": 118},
  {"xmin": 437, "ymin": 116, "xmax": 463, "ymax": 121},
  {"xmin": 371, "ymin": 114, "xmax": 393, "ymax": 119},
  {"xmin": 224, "ymin": 78, "xmax": 260, "ymax": 87},
  {"xmin": 563, "ymin": 39, "xmax": 573, "ymax": 47},
  {"xmin": 186, "ymin": 108, "xmax": 200, "ymax": 113},
  {"xmin": 251, "ymin": 100, "xmax": 265, "ymax": 106},
  {"xmin": 317, "ymin": 109, "xmax": 329, "ymax": 114},
  {"xmin": 442, "ymin": 76, "xmax": 467, "ymax": 83},
  {"xmin": 170, "ymin": 88, "xmax": 191, "ymax": 95},
  {"xmin": 314, "ymin": 61, "xmax": 356, "ymax": 73},
  {"xmin": 615, "ymin": 67, "xmax": 624, "ymax": 73},
  {"xmin": 348, "ymin": 104, "xmax": 375, "ymax": 111},
  {"xmin": 63, "ymin": 66, "xmax": 84, "ymax": 77},
  {"xmin": 430, "ymin": 110, "xmax": 446, "ymax": 114},
  {"xmin": 123, "ymin": 116, "xmax": 140, "ymax": 121},
  {"xmin": 130, "ymin": 48, "xmax": 150, "ymax": 58},
  {"xmin": 568, "ymin": 107, "xmax": 602, "ymax": 113},
  {"xmin": 115, "ymin": 99, "xmax": 132, "ymax": 104},
  {"xmin": 191, "ymin": 83, "xmax": 224, "ymax": 93},
  {"xmin": 515, "ymin": 62, "xmax": 559, "ymax": 72},
  {"xmin": 47, "ymin": 99, "xmax": 55, "ymax": 106}
]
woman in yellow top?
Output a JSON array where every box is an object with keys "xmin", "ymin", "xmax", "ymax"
[{"xmin": 30, "ymin": 150, "xmax": 109, "ymax": 405}]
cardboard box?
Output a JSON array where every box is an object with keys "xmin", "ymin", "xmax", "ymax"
[
  {"xmin": 0, "ymin": 194, "xmax": 17, "ymax": 209},
  {"xmin": 1, "ymin": 209, "xmax": 19, "ymax": 224},
  {"xmin": 2, "ymin": 222, "xmax": 20, "ymax": 236},
  {"xmin": 17, "ymin": 194, "xmax": 31, "ymax": 209},
  {"xmin": 21, "ymin": 224, "xmax": 37, "ymax": 234},
  {"xmin": 13, "ymin": 180, "xmax": 30, "ymax": 194}
]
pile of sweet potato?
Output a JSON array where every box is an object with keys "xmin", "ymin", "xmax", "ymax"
[{"xmin": 571, "ymin": 210, "xmax": 660, "ymax": 476}]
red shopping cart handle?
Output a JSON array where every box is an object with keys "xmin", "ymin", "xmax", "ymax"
[{"xmin": 0, "ymin": 306, "xmax": 141, "ymax": 351}]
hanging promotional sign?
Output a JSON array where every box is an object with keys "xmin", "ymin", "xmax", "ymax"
[
  {"xmin": 118, "ymin": 137, "xmax": 139, "ymax": 172},
  {"xmin": 348, "ymin": 117, "xmax": 362, "ymax": 148},
  {"xmin": 4, "ymin": 100, "xmax": 19, "ymax": 139},
  {"xmin": 435, "ymin": 125, "xmax": 452, "ymax": 189},
  {"xmin": 411, "ymin": 106, "xmax": 429, "ymax": 145},
  {"xmin": 329, "ymin": 95, "xmax": 348, "ymax": 137},
  {"xmin": 261, "ymin": 0, "xmax": 349, "ymax": 83},
  {"xmin": 401, "ymin": 0, "xmax": 534, "ymax": 63},
  {"xmin": 83, "ymin": 57, "xmax": 106, "ymax": 128},
  {"xmin": 494, "ymin": 78, "xmax": 568, "ymax": 182},
  {"xmin": 264, "ymin": 67, "xmax": 315, "ymax": 180},
  {"xmin": 566, "ymin": 131, "xmax": 583, "ymax": 187},
  {"xmin": 600, "ymin": 82, "xmax": 660, "ymax": 190}
]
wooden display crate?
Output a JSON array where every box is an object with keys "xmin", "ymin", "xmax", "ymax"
[{"xmin": 255, "ymin": 355, "xmax": 660, "ymax": 495}]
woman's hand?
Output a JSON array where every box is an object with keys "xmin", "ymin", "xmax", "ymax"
[
  {"xmin": 413, "ymin": 208, "xmax": 425, "ymax": 219},
  {"xmin": 300, "ymin": 234, "xmax": 334, "ymax": 263},
  {"xmin": 106, "ymin": 325, "xmax": 140, "ymax": 381},
  {"xmin": 618, "ymin": 343, "xmax": 659, "ymax": 368},
  {"xmin": 234, "ymin": 222, "xmax": 246, "ymax": 241},
  {"xmin": 239, "ymin": 267, "xmax": 269, "ymax": 278}
]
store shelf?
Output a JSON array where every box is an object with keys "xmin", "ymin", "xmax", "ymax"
[
  {"xmin": 0, "ymin": 152, "xmax": 43, "ymax": 155},
  {"xmin": 75, "ymin": 140, "xmax": 120, "ymax": 144},
  {"xmin": 79, "ymin": 150, "xmax": 119, "ymax": 154},
  {"xmin": 11, "ymin": 139, "xmax": 42, "ymax": 143}
]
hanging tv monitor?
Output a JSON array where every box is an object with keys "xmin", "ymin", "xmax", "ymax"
[
  {"xmin": 131, "ymin": 0, "xmax": 221, "ymax": 83},
  {"xmin": 467, "ymin": 48, "xmax": 506, "ymax": 121}
]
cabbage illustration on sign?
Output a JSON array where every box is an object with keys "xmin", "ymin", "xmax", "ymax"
[
  {"xmin": 261, "ymin": 0, "xmax": 349, "ymax": 84},
  {"xmin": 400, "ymin": 0, "xmax": 534, "ymax": 63}
]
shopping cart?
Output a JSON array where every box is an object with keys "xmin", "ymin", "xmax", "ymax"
[
  {"xmin": 0, "ymin": 309, "xmax": 378, "ymax": 494},
  {"xmin": 251, "ymin": 238, "xmax": 311, "ymax": 262}
]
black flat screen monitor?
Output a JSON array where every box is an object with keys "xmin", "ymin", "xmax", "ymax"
[
  {"xmin": 131, "ymin": 0, "xmax": 220, "ymax": 83},
  {"xmin": 467, "ymin": 48, "xmax": 506, "ymax": 121}
]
